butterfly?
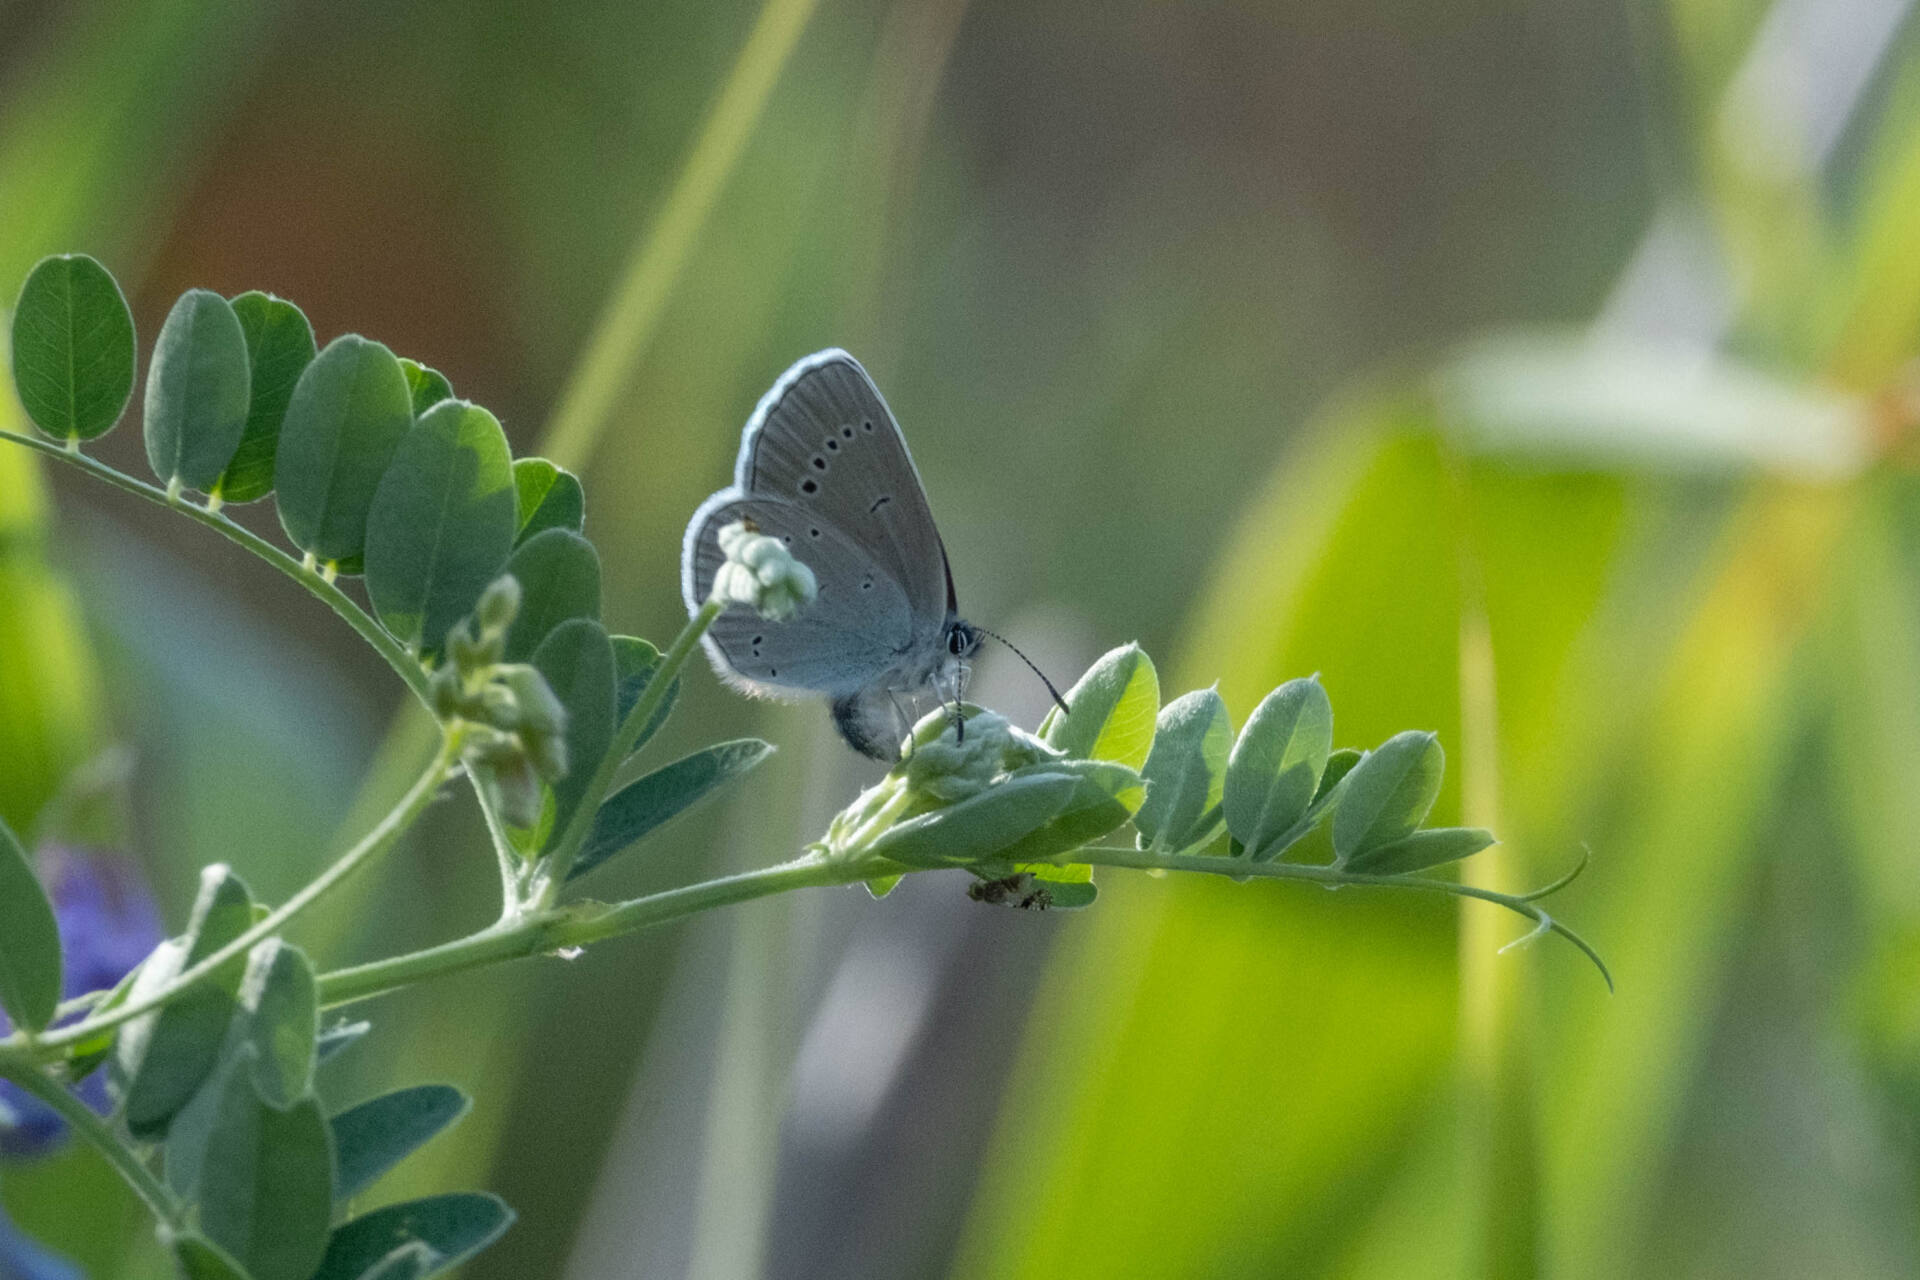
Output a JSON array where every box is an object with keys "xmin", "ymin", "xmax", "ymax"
[{"xmin": 682, "ymin": 350, "xmax": 1058, "ymax": 760}]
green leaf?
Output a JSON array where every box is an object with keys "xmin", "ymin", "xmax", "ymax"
[
  {"xmin": 9, "ymin": 253, "xmax": 135, "ymax": 440},
  {"xmin": 316, "ymin": 1020, "xmax": 371, "ymax": 1064},
  {"xmin": 531, "ymin": 618, "xmax": 617, "ymax": 850},
  {"xmin": 312, "ymin": 1194, "xmax": 514, "ymax": 1280},
  {"xmin": 355, "ymin": 1245, "xmax": 435, "ymax": 1280},
  {"xmin": 997, "ymin": 760, "xmax": 1145, "ymax": 865},
  {"xmin": 217, "ymin": 292, "xmax": 316, "ymax": 504},
  {"xmin": 1331, "ymin": 730, "xmax": 1444, "ymax": 861},
  {"xmin": 0, "ymin": 813, "xmax": 60, "ymax": 1032},
  {"xmin": 120, "ymin": 865, "xmax": 254, "ymax": 1138},
  {"xmin": 612, "ymin": 635, "xmax": 678, "ymax": 754},
  {"xmin": 569, "ymin": 739, "xmax": 774, "ymax": 882},
  {"xmin": 1223, "ymin": 677, "xmax": 1334, "ymax": 858},
  {"xmin": 512, "ymin": 457, "xmax": 585, "ymax": 546},
  {"xmin": 236, "ymin": 939, "xmax": 317, "ymax": 1107},
  {"xmin": 330, "ymin": 1084, "xmax": 470, "ymax": 1202},
  {"xmin": 872, "ymin": 773, "xmax": 1084, "ymax": 868},
  {"xmin": 1345, "ymin": 826, "xmax": 1494, "ymax": 876},
  {"xmin": 1134, "ymin": 687, "xmax": 1231, "ymax": 852},
  {"xmin": 398, "ymin": 359, "xmax": 452, "ymax": 416},
  {"xmin": 170, "ymin": 1232, "xmax": 255, "ymax": 1280},
  {"xmin": 196, "ymin": 1059, "xmax": 334, "ymax": 1280},
  {"xmin": 1040, "ymin": 643, "xmax": 1159, "ymax": 768},
  {"xmin": 143, "ymin": 289, "xmax": 251, "ymax": 492},
  {"xmin": 364, "ymin": 400, "xmax": 517, "ymax": 653},
  {"xmin": 865, "ymin": 874, "xmax": 903, "ymax": 900},
  {"xmin": 501, "ymin": 528, "xmax": 602, "ymax": 662},
  {"xmin": 873, "ymin": 762, "xmax": 1143, "ymax": 870},
  {"xmin": 1315, "ymin": 748, "xmax": 1363, "ymax": 803},
  {"xmin": 275, "ymin": 335, "xmax": 414, "ymax": 565}
]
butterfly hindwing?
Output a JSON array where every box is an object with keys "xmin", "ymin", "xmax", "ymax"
[{"xmin": 686, "ymin": 493, "xmax": 914, "ymax": 697}]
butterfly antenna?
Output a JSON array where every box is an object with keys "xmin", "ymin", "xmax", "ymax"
[{"xmin": 975, "ymin": 627, "xmax": 1071, "ymax": 715}]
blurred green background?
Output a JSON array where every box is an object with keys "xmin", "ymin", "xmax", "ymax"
[{"xmin": 5, "ymin": 0, "xmax": 1920, "ymax": 1276}]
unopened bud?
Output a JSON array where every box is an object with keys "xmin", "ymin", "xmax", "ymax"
[
  {"xmin": 477, "ymin": 574, "xmax": 522, "ymax": 635},
  {"xmin": 711, "ymin": 521, "xmax": 817, "ymax": 621}
]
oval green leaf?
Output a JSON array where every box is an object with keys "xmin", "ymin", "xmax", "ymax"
[
  {"xmin": 1040, "ymin": 643, "xmax": 1159, "ymax": 768},
  {"xmin": 120, "ymin": 865, "xmax": 255, "ymax": 1138},
  {"xmin": 312, "ymin": 1194, "xmax": 514, "ymax": 1280},
  {"xmin": 870, "ymin": 772, "xmax": 1084, "ymax": 869},
  {"xmin": 570, "ymin": 739, "xmax": 774, "ymax": 882},
  {"xmin": 1345, "ymin": 825, "xmax": 1494, "ymax": 876},
  {"xmin": 143, "ymin": 289, "xmax": 251, "ymax": 491},
  {"xmin": 512, "ymin": 457, "xmax": 585, "ymax": 546},
  {"xmin": 1331, "ymin": 730, "xmax": 1445, "ymax": 862},
  {"xmin": 1223, "ymin": 677, "xmax": 1333, "ymax": 858},
  {"xmin": 399, "ymin": 358, "xmax": 452, "ymax": 416},
  {"xmin": 1134, "ymin": 687, "xmax": 1231, "ymax": 852},
  {"xmin": 612, "ymin": 635, "xmax": 678, "ymax": 755},
  {"xmin": 532, "ymin": 618, "xmax": 617, "ymax": 850},
  {"xmin": 217, "ymin": 292, "xmax": 316, "ymax": 503},
  {"xmin": 197, "ymin": 1066, "xmax": 334, "ymax": 1280},
  {"xmin": 0, "ymin": 814, "xmax": 61, "ymax": 1032},
  {"xmin": 998, "ymin": 760, "xmax": 1145, "ymax": 865},
  {"xmin": 9, "ymin": 253, "xmax": 135, "ymax": 441},
  {"xmin": 171, "ymin": 1232, "xmax": 255, "ymax": 1280},
  {"xmin": 275, "ymin": 335, "xmax": 414, "ymax": 565},
  {"xmin": 331, "ymin": 1083, "xmax": 470, "ymax": 1202},
  {"xmin": 502, "ymin": 528, "xmax": 602, "ymax": 662},
  {"xmin": 364, "ymin": 399, "xmax": 517, "ymax": 653},
  {"xmin": 238, "ymin": 939, "xmax": 317, "ymax": 1107}
]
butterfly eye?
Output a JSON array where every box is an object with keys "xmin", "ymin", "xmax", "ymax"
[{"xmin": 948, "ymin": 628, "xmax": 968, "ymax": 656}]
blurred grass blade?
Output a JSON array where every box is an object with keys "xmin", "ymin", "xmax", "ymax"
[
  {"xmin": 1436, "ymin": 333, "xmax": 1870, "ymax": 477},
  {"xmin": 9, "ymin": 253, "xmax": 135, "ymax": 442},
  {"xmin": 539, "ymin": 0, "xmax": 823, "ymax": 468}
]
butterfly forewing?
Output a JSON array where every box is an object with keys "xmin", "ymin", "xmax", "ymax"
[{"xmin": 735, "ymin": 352, "xmax": 952, "ymax": 629}]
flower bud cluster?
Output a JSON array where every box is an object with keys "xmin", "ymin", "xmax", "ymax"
[
  {"xmin": 428, "ymin": 574, "xmax": 570, "ymax": 829},
  {"xmin": 710, "ymin": 520, "xmax": 818, "ymax": 620}
]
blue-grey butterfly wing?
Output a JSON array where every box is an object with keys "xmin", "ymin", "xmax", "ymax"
[
  {"xmin": 682, "ymin": 493, "xmax": 915, "ymax": 698},
  {"xmin": 727, "ymin": 350, "xmax": 953, "ymax": 630}
]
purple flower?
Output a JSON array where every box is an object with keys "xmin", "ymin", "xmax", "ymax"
[
  {"xmin": 0, "ymin": 1208, "xmax": 82, "ymax": 1280},
  {"xmin": 0, "ymin": 846, "xmax": 163, "ymax": 1160}
]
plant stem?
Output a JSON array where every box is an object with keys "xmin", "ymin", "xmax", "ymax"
[
  {"xmin": 538, "ymin": 0, "xmax": 822, "ymax": 471},
  {"xmin": 0, "ymin": 1055, "xmax": 181, "ymax": 1224},
  {"xmin": 4, "ymin": 728, "xmax": 464, "ymax": 1059},
  {"xmin": 0, "ymin": 428, "xmax": 428, "ymax": 704},
  {"xmin": 532, "ymin": 598, "xmax": 724, "ymax": 897},
  {"xmin": 1067, "ymin": 845, "xmax": 1611, "ymax": 987},
  {"xmin": 318, "ymin": 850, "xmax": 879, "ymax": 1006}
]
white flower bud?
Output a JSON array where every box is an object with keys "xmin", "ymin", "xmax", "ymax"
[{"xmin": 711, "ymin": 521, "xmax": 817, "ymax": 620}]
